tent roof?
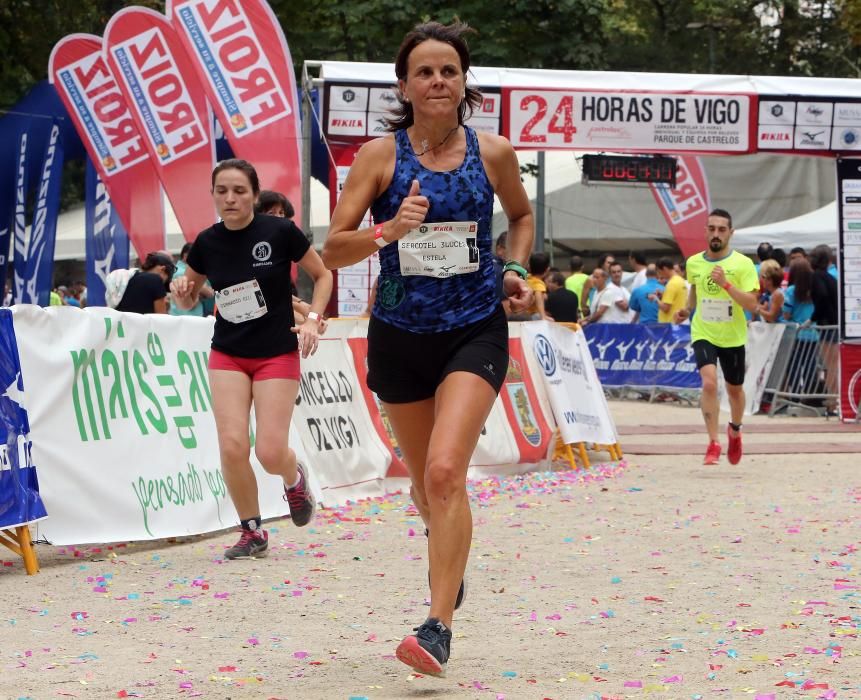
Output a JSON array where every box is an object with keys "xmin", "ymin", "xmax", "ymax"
[
  {"xmin": 494, "ymin": 152, "xmax": 835, "ymax": 256},
  {"xmin": 733, "ymin": 201, "xmax": 837, "ymax": 254}
]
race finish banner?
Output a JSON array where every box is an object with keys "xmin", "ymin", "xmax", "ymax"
[
  {"xmin": 49, "ymin": 34, "xmax": 166, "ymax": 258},
  {"xmin": 104, "ymin": 7, "xmax": 217, "ymax": 242},
  {"xmin": 582, "ymin": 323, "xmax": 700, "ymax": 390},
  {"xmin": 503, "ymin": 89, "xmax": 753, "ymax": 153},
  {"xmin": 168, "ymin": 0, "xmax": 304, "ymax": 222}
]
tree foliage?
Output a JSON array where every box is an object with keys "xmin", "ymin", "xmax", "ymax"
[
  {"xmin": 0, "ymin": 0, "xmax": 162, "ymax": 109},
  {"xmin": 1, "ymin": 0, "xmax": 858, "ymax": 110}
]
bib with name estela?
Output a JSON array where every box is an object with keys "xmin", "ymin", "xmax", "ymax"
[
  {"xmin": 397, "ymin": 221, "xmax": 479, "ymax": 278},
  {"xmin": 214, "ymin": 279, "xmax": 267, "ymax": 323}
]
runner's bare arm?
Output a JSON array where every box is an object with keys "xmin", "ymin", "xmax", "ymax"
[
  {"xmin": 710, "ymin": 265, "xmax": 758, "ymax": 312},
  {"xmin": 170, "ymin": 264, "xmax": 207, "ymax": 310},
  {"xmin": 322, "ymin": 137, "xmax": 430, "ymax": 270},
  {"xmin": 674, "ymin": 285, "xmax": 697, "ymax": 323},
  {"xmin": 480, "ymin": 132, "xmax": 534, "ymax": 307}
]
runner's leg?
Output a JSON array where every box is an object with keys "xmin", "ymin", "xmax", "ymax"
[
  {"xmin": 383, "ymin": 398, "xmax": 435, "ymax": 528},
  {"xmin": 726, "ymin": 382, "xmax": 745, "ymax": 427},
  {"xmin": 251, "ymin": 378, "xmax": 300, "ymax": 484},
  {"xmin": 698, "ymin": 363, "xmax": 720, "ymax": 443},
  {"xmin": 424, "ymin": 370, "xmax": 496, "ymax": 627},
  {"xmin": 209, "ymin": 369, "xmax": 258, "ymax": 518}
]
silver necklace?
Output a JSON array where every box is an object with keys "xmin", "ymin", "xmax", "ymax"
[{"xmin": 414, "ymin": 125, "xmax": 459, "ymax": 157}]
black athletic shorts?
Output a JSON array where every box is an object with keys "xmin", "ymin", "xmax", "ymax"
[
  {"xmin": 367, "ymin": 305, "xmax": 508, "ymax": 404},
  {"xmin": 692, "ymin": 340, "xmax": 746, "ymax": 386}
]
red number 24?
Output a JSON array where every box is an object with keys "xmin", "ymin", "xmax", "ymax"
[{"xmin": 519, "ymin": 94, "xmax": 577, "ymax": 144}]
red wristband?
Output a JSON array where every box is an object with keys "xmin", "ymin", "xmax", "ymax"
[
  {"xmin": 721, "ymin": 281, "xmax": 732, "ymax": 290},
  {"xmin": 373, "ymin": 222, "xmax": 387, "ymax": 248}
]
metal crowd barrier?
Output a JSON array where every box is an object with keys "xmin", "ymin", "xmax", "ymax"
[{"xmin": 765, "ymin": 324, "xmax": 840, "ymax": 417}]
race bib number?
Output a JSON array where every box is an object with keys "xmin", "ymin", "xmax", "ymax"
[
  {"xmin": 215, "ymin": 279, "xmax": 267, "ymax": 323},
  {"xmin": 700, "ymin": 297, "xmax": 733, "ymax": 322},
  {"xmin": 398, "ymin": 221, "xmax": 479, "ymax": 278}
]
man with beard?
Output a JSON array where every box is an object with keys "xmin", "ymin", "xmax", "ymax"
[{"xmin": 674, "ymin": 209, "xmax": 758, "ymax": 466}]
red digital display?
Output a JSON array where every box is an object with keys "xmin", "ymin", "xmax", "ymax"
[{"xmin": 582, "ymin": 154, "xmax": 677, "ymax": 186}]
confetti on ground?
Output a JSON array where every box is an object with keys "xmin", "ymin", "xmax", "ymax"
[{"xmin": 2, "ymin": 405, "xmax": 860, "ymax": 698}]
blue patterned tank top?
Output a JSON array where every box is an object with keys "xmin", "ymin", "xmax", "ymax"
[{"xmin": 370, "ymin": 126, "xmax": 497, "ymax": 332}]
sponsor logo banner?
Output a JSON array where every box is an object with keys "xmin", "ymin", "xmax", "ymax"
[
  {"xmin": 758, "ymin": 125, "xmax": 794, "ymax": 149},
  {"xmin": 0, "ymin": 131, "xmax": 26, "ymax": 296},
  {"xmin": 12, "ymin": 131, "xmax": 28, "ymax": 303},
  {"xmin": 505, "ymin": 89, "xmax": 752, "ymax": 152},
  {"xmin": 104, "ymin": 7, "xmax": 216, "ymax": 241},
  {"xmin": 583, "ymin": 323, "xmax": 701, "ymax": 389},
  {"xmin": 796, "ymin": 101, "xmax": 833, "ymax": 126},
  {"xmin": 169, "ymin": 0, "xmax": 302, "ymax": 221},
  {"xmin": 500, "ymin": 338, "xmax": 552, "ymax": 463},
  {"xmin": 649, "ymin": 155, "xmax": 710, "ymax": 257},
  {"xmin": 521, "ymin": 321, "xmax": 618, "ymax": 445},
  {"xmin": 325, "ymin": 82, "xmax": 502, "ymax": 141},
  {"xmin": 0, "ymin": 309, "xmax": 47, "ymax": 528},
  {"xmin": 85, "ymin": 158, "xmax": 130, "ymax": 306},
  {"xmin": 758, "ymin": 100, "xmax": 796, "ymax": 126},
  {"xmin": 49, "ymin": 34, "xmax": 166, "ymax": 258},
  {"xmin": 22, "ymin": 122, "xmax": 64, "ymax": 306}
]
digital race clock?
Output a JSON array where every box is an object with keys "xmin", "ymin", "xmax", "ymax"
[{"xmin": 581, "ymin": 154, "xmax": 677, "ymax": 187}]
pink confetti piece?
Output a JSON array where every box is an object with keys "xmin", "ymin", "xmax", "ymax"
[
  {"xmin": 246, "ymin": 638, "xmax": 259, "ymax": 646},
  {"xmin": 293, "ymin": 651, "xmax": 309, "ymax": 659},
  {"xmin": 661, "ymin": 674, "xmax": 683, "ymax": 683},
  {"xmin": 624, "ymin": 680, "xmax": 643, "ymax": 688}
]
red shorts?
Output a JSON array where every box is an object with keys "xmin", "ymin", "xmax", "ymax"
[{"xmin": 208, "ymin": 349, "xmax": 300, "ymax": 381}]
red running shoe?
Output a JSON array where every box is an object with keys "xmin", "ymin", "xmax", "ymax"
[
  {"xmin": 396, "ymin": 618, "xmax": 451, "ymax": 677},
  {"xmin": 703, "ymin": 440, "xmax": 721, "ymax": 465},
  {"xmin": 727, "ymin": 424, "xmax": 743, "ymax": 465}
]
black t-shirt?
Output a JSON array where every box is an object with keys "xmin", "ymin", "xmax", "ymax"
[
  {"xmin": 545, "ymin": 287, "xmax": 580, "ymax": 323},
  {"xmin": 811, "ymin": 270, "xmax": 838, "ymax": 326},
  {"xmin": 116, "ymin": 271, "xmax": 166, "ymax": 314},
  {"xmin": 186, "ymin": 214, "xmax": 310, "ymax": 357}
]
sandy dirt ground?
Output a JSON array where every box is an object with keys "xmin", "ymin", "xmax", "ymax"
[{"xmin": 1, "ymin": 400, "xmax": 859, "ymax": 700}]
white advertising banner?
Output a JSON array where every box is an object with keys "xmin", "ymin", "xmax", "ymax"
[
  {"xmin": 719, "ymin": 321, "xmax": 786, "ymax": 416},
  {"xmin": 11, "ymin": 306, "xmax": 388, "ymax": 545},
  {"xmin": 520, "ymin": 321, "xmax": 618, "ymax": 445},
  {"xmin": 505, "ymin": 89, "xmax": 751, "ymax": 152},
  {"xmin": 8, "ymin": 309, "xmax": 560, "ymax": 545},
  {"xmin": 292, "ymin": 333, "xmax": 392, "ymax": 502}
]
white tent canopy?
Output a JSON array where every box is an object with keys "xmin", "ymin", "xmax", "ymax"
[
  {"xmin": 494, "ymin": 152, "xmax": 835, "ymax": 254},
  {"xmin": 733, "ymin": 201, "xmax": 837, "ymax": 254}
]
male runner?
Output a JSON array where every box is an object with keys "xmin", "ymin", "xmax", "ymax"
[{"xmin": 675, "ymin": 209, "xmax": 758, "ymax": 465}]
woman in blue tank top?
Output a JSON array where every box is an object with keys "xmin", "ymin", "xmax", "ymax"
[{"xmin": 323, "ymin": 21, "xmax": 534, "ymax": 678}]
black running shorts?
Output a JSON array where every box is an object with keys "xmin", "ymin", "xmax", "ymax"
[
  {"xmin": 367, "ymin": 305, "xmax": 509, "ymax": 404},
  {"xmin": 692, "ymin": 339, "xmax": 746, "ymax": 386}
]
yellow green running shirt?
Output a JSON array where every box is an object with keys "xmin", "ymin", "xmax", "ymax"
[{"xmin": 686, "ymin": 250, "xmax": 758, "ymax": 348}]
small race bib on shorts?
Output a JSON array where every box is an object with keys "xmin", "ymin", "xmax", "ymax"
[
  {"xmin": 215, "ymin": 279, "xmax": 267, "ymax": 323},
  {"xmin": 700, "ymin": 297, "xmax": 733, "ymax": 322},
  {"xmin": 398, "ymin": 221, "xmax": 479, "ymax": 278}
]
